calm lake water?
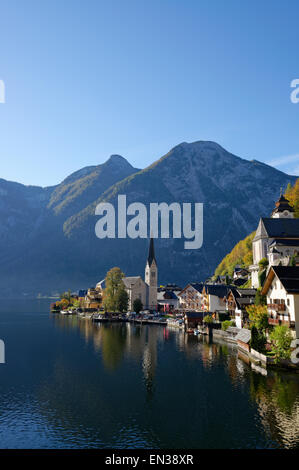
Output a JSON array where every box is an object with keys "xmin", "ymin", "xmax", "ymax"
[{"xmin": 0, "ymin": 299, "xmax": 298, "ymax": 449}]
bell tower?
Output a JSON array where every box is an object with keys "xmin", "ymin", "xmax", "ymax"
[
  {"xmin": 271, "ymin": 192, "xmax": 294, "ymax": 219},
  {"xmin": 145, "ymin": 237, "xmax": 158, "ymax": 310}
]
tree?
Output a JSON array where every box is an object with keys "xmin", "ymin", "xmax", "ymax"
[
  {"xmin": 258, "ymin": 257, "xmax": 269, "ymax": 270},
  {"xmin": 285, "ymin": 178, "xmax": 299, "ymax": 218},
  {"xmin": 270, "ymin": 325, "xmax": 292, "ymax": 363},
  {"xmin": 246, "ymin": 304, "xmax": 269, "ymax": 332},
  {"xmin": 103, "ymin": 267, "xmax": 126, "ymax": 312},
  {"xmin": 203, "ymin": 314, "xmax": 213, "ymax": 324},
  {"xmin": 250, "ymin": 326, "xmax": 266, "ymax": 353},
  {"xmin": 255, "ymin": 287, "xmax": 266, "ymax": 306},
  {"xmin": 133, "ymin": 298, "xmax": 143, "ymax": 314},
  {"xmin": 61, "ymin": 290, "xmax": 71, "ymax": 301},
  {"xmin": 117, "ymin": 289, "xmax": 129, "ymax": 313}
]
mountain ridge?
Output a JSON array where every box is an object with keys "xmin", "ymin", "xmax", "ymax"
[{"xmin": 0, "ymin": 141, "xmax": 297, "ymax": 296}]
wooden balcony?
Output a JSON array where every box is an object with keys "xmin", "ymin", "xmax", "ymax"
[
  {"xmin": 268, "ymin": 317, "xmax": 295, "ymax": 328},
  {"xmin": 268, "ymin": 303, "xmax": 286, "ymax": 312}
]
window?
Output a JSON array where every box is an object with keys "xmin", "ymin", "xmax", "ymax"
[{"xmin": 287, "ymin": 299, "xmax": 290, "ymax": 306}]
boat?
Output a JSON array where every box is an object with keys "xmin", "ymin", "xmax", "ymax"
[
  {"xmin": 194, "ymin": 329, "xmax": 200, "ymax": 336},
  {"xmin": 60, "ymin": 310, "xmax": 68, "ymax": 315}
]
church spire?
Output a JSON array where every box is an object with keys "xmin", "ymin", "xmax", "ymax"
[
  {"xmin": 147, "ymin": 237, "xmax": 156, "ymax": 266},
  {"xmin": 271, "ymin": 193, "xmax": 294, "ymax": 218}
]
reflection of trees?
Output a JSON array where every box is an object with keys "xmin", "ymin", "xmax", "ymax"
[
  {"xmin": 249, "ymin": 370, "xmax": 299, "ymax": 448},
  {"xmin": 100, "ymin": 324, "xmax": 127, "ymax": 370}
]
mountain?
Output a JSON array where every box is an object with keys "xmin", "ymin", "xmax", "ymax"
[
  {"xmin": 0, "ymin": 155, "xmax": 139, "ymax": 296},
  {"xmin": 0, "ymin": 141, "xmax": 297, "ymax": 297}
]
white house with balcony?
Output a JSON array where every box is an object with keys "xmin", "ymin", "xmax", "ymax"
[
  {"xmin": 250, "ymin": 195, "xmax": 299, "ymax": 288},
  {"xmin": 261, "ymin": 266, "xmax": 299, "ymax": 339}
]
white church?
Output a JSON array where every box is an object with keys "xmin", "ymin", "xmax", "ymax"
[
  {"xmin": 250, "ymin": 194, "xmax": 299, "ymax": 288},
  {"xmin": 122, "ymin": 238, "xmax": 158, "ymax": 311}
]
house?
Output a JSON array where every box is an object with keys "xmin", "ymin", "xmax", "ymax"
[
  {"xmin": 250, "ymin": 194, "xmax": 299, "ymax": 288},
  {"xmin": 201, "ymin": 284, "xmax": 233, "ymax": 316},
  {"xmin": 157, "ymin": 289, "xmax": 180, "ymax": 313},
  {"xmin": 84, "ymin": 287, "xmax": 102, "ymax": 309},
  {"xmin": 261, "ymin": 266, "xmax": 299, "ymax": 339},
  {"xmin": 184, "ymin": 311, "xmax": 205, "ymax": 329},
  {"xmin": 233, "ymin": 265, "xmax": 249, "ymax": 284},
  {"xmin": 122, "ymin": 238, "xmax": 158, "ymax": 311},
  {"xmin": 178, "ymin": 283, "xmax": 205, "ymax": 311},
  {"xmin": 226, "ymin": 288, "xmax": 256, "ymax": 328}
]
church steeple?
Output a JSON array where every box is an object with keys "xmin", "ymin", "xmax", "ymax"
[
  {"xmin": 147, "ymin": 237, "xmax": 156, "ymax": 267},
  {"xmin": 145, "ymin": 237, "xmax": 158, "ymax": 311},
  {"xmin": 271, "ymin": 193, "xmax": 294, "ymax": 219}
]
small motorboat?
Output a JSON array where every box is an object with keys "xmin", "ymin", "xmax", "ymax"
[{"xmin": 60, "ymin": 310, "xmax": 68, "ymax": 315}]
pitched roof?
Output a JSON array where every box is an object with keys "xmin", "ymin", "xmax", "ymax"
[
  {"xmin": 235, "ymin": 328, "xmax": 251, "ymax": 344},
  {"xmin": 190, "ymin": 282, "xmax": 205, "ymax": 293},
  {"xmin": 269, "ymin": 238, "xmax": 299, "ymax": 247},
  {"xmin": 271, "ymin": 266, "xmax": 299, "ymax": 294},
  {"xmin": 204, "ymin": 284, "xmax": 233, "ymax": 298},
  {"xmin": 235, "ymin": 288, "xmax": 257, "ymax": 297},
  {"xmin": 122, "ymin": 276, "xmax": 143, "ymax": 288},
  {"xmin": 261, "ymin": 218, "xmax": 299, "ymax": 239}
]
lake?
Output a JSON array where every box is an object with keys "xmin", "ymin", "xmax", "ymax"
[{"xmin": 0, "ymin": 300, "xmax": 298, "ymax": 449}]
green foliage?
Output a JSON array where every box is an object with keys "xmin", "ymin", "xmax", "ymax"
[
  {"xmin": 246, "ymin": 304, "xmax": 269, "ymax": 332},
  {"xmin": 250, "ymin": 326, "xmax": 266, "ymax": 353},
  {"xmin": 214, "ymin": 232, "xmax": 255, "ymax": 277},
  {"xmin": 116, "ymin": 289, "xmax": 129, "ymax": 313},
  {"xmin": 289, "ymin": 254, "xmax": 297, "ymax": 266},
  {"xmin": 270, "ymin": 325, "xmax": 292, "ymax": 363},
  {"xmin": 103, "ymin": 267, "xmax": 126, "ymax": 312},
  {"xmin": 203, "ymin": 314, "xmax": 213, "ymax": 324},
  {"xmin": 258, "ymin": 269, "xmax": 266, "ymax": 288},
  {"xmin": 255, "ymin": 287, "xmax": 266, "ymax": 306},
  {"xmin": 221, "ymin": 320, "xmax": 235, "ymax": 331},
  {"xmin": 258, "ymin": 257, "xmax": 269, "ymax": 270},
  {"xmin": 133, "ymin": 298, "xmax": 143, "ymax": 314},
  {"xmin": 60, "ymin": 290, "xmax": 71, "ymax": 301}
]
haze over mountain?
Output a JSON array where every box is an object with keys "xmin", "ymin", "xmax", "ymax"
[{"xmin": 0, "ymin": 141, "xmax": 296, "ymax": 296}]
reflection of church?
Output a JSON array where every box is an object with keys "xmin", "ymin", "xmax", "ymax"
[{"xmin": 122, "ymin": 238, "xmax": 158, "ymax": 311}]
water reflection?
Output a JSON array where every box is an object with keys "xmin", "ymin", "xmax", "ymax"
[
  {"xmin": 0, "ymin": 305, "xmax": 298, "ymax": 449},
  {"xmin": 52, "ymin": 315, "xmax": 299, "ymax": 447}
]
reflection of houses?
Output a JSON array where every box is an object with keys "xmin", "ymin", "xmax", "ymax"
[
  {"xmin": 122, "ymin": 238, "xmax": 158, "ymax": 311},
  {"xmin": 226, "ymin": 288, "xmax": 256, "ymax": 328},
  {"xmin": 250, "ymin": 195, "xmax": 299, "ymax": 288},
  {"xmin": 261, "ymin": 266, "xmax": 299, "ymax": 338}
]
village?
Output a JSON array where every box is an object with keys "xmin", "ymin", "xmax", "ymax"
[{"xmin": 52, "ymin": 192, "xmax": 299, "ymax": 371}]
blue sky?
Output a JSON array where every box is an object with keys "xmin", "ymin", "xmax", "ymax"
[{"xmin": 0, "ymin": 0, "xmax": 299, "ymax": 187}]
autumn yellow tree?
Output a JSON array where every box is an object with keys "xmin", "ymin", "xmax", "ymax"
[{"xmin": 285, "ymin": 179, "xmax": 299, "ymax": 218}]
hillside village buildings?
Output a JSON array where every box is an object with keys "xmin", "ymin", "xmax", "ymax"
[
  {"xmin": 262, "ymin": 266, "xmax": 299, "ymax": 338},
  {"xmin": 69, "ymin": 192, "xmax": 299, "ymax": 340},
  {"xmin": 250, "ymin": 195, "xmax": 299, "ymax": 288}
]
